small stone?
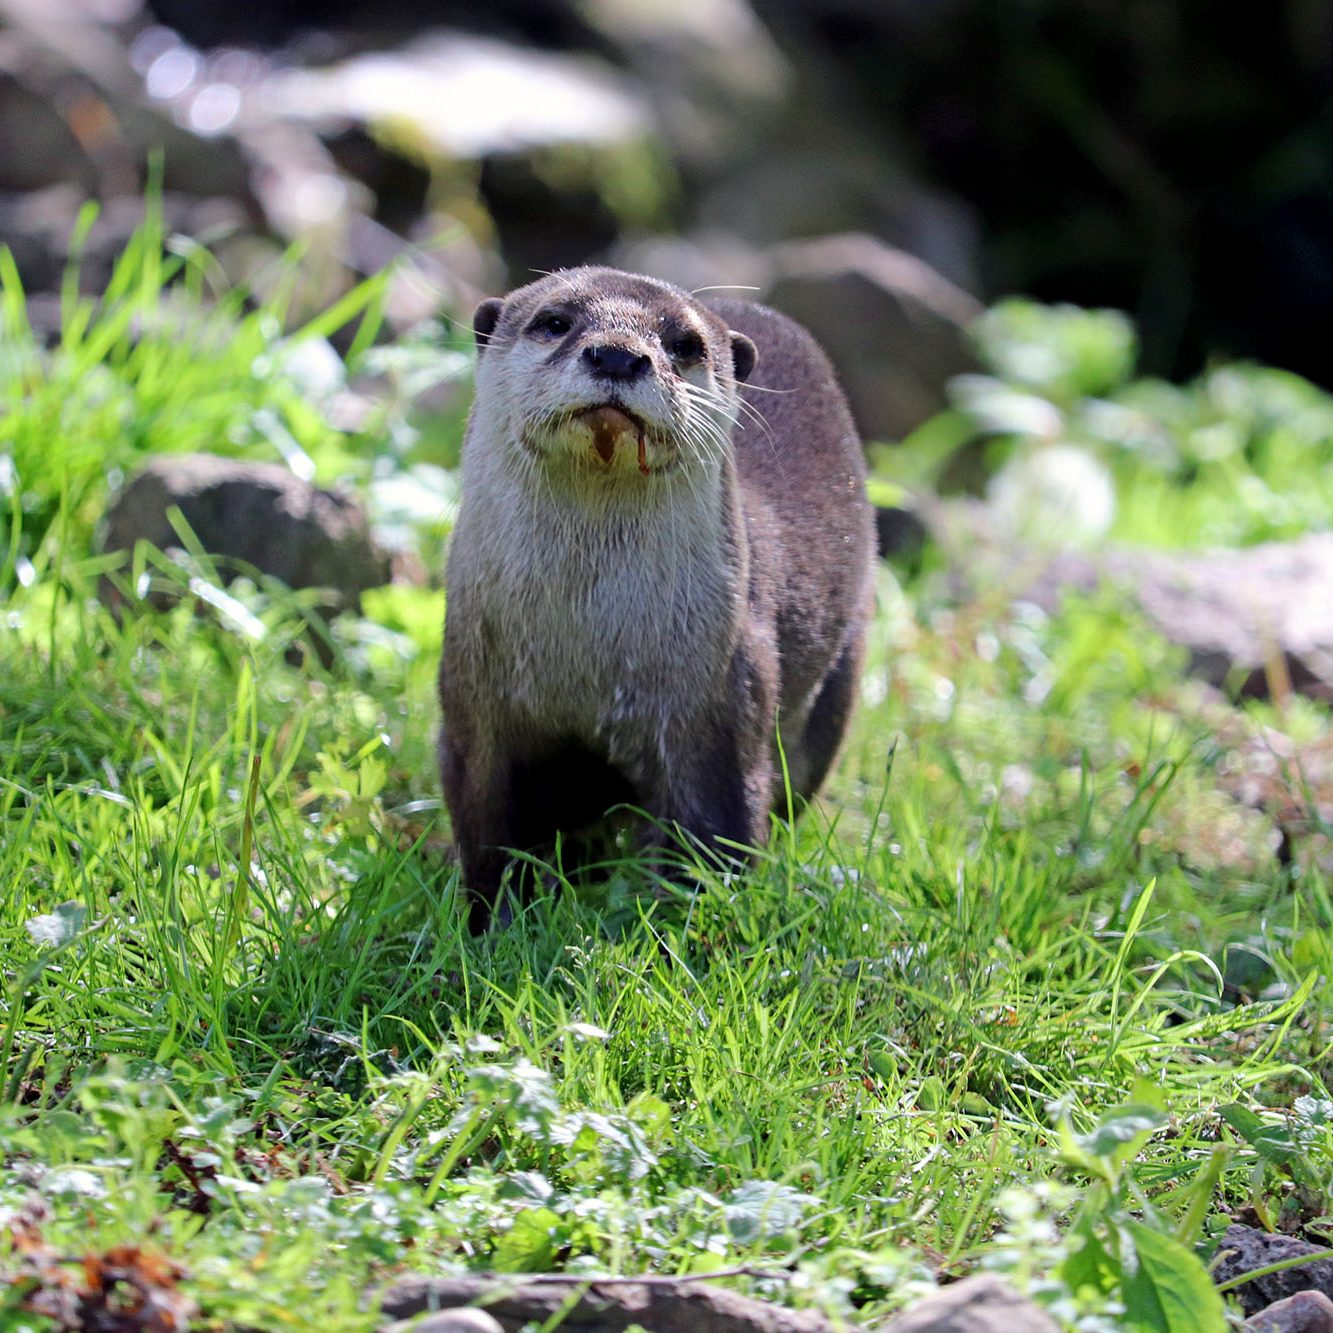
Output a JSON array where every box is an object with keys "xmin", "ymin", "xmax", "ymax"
[
  {"xmin": 1244, "ymin": 1291, "xmax": 1333, "ymax": 1333},
  {"xmin": 382, "ymin": 1309, "xmax": 505, "ymax": 1333},
  {"xmin": 881, "ymin": 1274, "xmax": 1060, "ymax": 1332}
]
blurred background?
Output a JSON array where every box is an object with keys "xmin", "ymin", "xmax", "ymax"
[{"xmin": 5, "ymin": 0, "xmax": 1332, "ymax": 395}]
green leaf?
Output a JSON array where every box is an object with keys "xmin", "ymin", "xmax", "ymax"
[
  {"xmin": 866, "ymin": 477, "xmax": 911, "ymax": 509},
  {"xmin": 1219, "ymin": 1104, "xmax": 1299, "ymax": 1166},
  {"xmin": 723, "ymin": 1182, "xmax": 818, "ymax": 1244},
  {"xmin": 917, "ymin": 1076, "xmax": 947, "ymax": 1112},
  {"xmin": 867, "ymin": 1051, "xmax": 897, "ymax": 1084},
  {"xmin": 1292, "ymin": 928, "xmax": 1331, "ymax": 973},
  {"xmin": 492, "ymin": 1207, "xmax": 563, "ymax": 1272},
  {"xmin": 1056, "ymin": 1110, "xmax": 1111, "ymax": 1183},
  {"xmin": 1080, "ymin": 1103, "xmax": 1168, "ymax": 1166},
  {"xmin": 1121, "ymin": 1220, "xmax": 1227, "ymax": 1332},
  {"xmin": 1059, "ymin": 1214, "xmax": 1121, "ymax": 1298},
  {"xmin": 626, "ymin": 1092, "xmax": 674, "ymax": 1148}
]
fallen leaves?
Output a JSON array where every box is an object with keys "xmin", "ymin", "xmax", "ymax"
[{"xmin": 3, "ymin": 1196, "xmax": 197, "ymax": 1331}]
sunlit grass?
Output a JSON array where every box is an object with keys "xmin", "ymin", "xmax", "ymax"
[{"xmin": 0, "ymin": 227, "xmax": 1329, "ymax": 1330}]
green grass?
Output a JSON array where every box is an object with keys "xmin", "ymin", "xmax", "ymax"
[{"xmin": 1, "ymin": 225, "xmax": 1330, "ymax": 1331}]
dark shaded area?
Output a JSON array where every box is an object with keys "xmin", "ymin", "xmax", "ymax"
[
  {"xmin": 144, "ymin": 0, "xmax": 604, "ymax": 52},
  {"xmin": 750, "ymin": 0, "xmax": 1333, "ymax": 383}
]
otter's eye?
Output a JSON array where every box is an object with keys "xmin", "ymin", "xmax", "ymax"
[
  {"xmin": 665, "ymin": 331, "xmax": 705, "ymax": 364},
  {"xmin": 527, "ymin": 310, "xmax": 572, "ymax": 338}
]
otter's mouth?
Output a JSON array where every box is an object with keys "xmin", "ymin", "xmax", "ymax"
[{"xmin": 575, "ymin": 403, "xmax": 650, "ymax": 474}]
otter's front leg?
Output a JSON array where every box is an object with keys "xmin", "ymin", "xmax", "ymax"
[
  {"xmin": 439, "ymin": 729, "xmax": 521, "ymax": 932},
  {"xmin": 635, "ymin": 656, "xmax": 776, "ymax": 876}
]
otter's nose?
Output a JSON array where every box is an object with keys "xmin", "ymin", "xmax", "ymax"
[{"xmin": 583, "ymin": 343, "xmax": 651, "ymax": 381}]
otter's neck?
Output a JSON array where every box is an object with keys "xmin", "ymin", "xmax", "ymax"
[{"xmin": 457, "ymin": 418, "xmax": 744, "ymax": 604}]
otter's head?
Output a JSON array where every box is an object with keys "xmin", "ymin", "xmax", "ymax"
[{"xmin": 468, "ymin": 268, "xmax": 757, "ymax": 486}]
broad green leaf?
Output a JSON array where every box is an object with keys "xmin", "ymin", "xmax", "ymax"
[
  {"xmin": 1059, "ymin": 1215, "xmax": 1121, "ymax": 1298},
  {"xmin": 917, "ymin": 1076, "xmax": 947, "ymax": 1112},
  {"xmin": 626, "ymin": 1092, "xmax": 674, "ymax": 1147},
  {"xmin": 867, "ymin": 1051, "xmax": 897, "ymax": 1083},
  {"xmin": 1121, "ymin": 1220, "xmax": 1227, "ymax": 1332},
  {"xmin": 492, "ymin": 1206, "xmax": 563, "ymax": 1272}
]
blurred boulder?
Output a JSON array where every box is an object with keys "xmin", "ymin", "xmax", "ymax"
[
  {"xmin": 381, "ymin": 1312, "xmax": 504, "ymax": 1333},
  {"xmin": 0, "ymin": 187, "xmax": 250, "ymax": 342},
  {"xmin": 1244, "ymin": 1291, "xmax": 1333, "ymax": 1333},
  {"xmin": 1035, "ymin": 536, "xmax": 1333, "ymax": 702},
  {"xmin": 581, "ymin": 0, "xmax": 789, "ymax": 162},
  {"xmin": 611, "ymin": 232, "xmax": 772, "ymax": 299},
  {"xmin": 380, "ymin": 1275, "xmax": 834, "ymax": 1333},
  {"xmin": 142, "ymin": 0, "xmax": 602, "ymax": 51},
  {"xmin": 764, "ymin": 232, "xmax": 982, "ymax": 442},
  {"xmin": 263, "ymin": 32, "xmax": 662, "ymax": 279},
  {"xmin": 939, "ymin": 504, "xmax": 1333, "ymax": 703},
  {"xmin": 702, "ymin": 152, "xmax": 980, "ymax": 293},
  {"xmin": 100, "ymin": 453, "xmax": 390, "ymax": 613},
  {"xmin": 881, "ymin": 1274, "xmax": 1059, "ymax": 1332},
  {"xmin": 265, "ymin": 35, "xmax": 653, "ymax": 160},
  {"xmin": 0, "ymin": 69, "xmax": 97, "ymax": 192}
]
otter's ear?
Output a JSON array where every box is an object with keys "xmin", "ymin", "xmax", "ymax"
[
  {"xmin": 730, "ymin": 332, "xmax": 757, "ymax": 383},
  {"xmin": 473, "ymin": 298, "xmax": 504, "ymax": 349}
]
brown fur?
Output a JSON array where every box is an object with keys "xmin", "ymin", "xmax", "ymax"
[{"xmin": 439, "ymin": 267, "xmax": 875, "ymax": 928}]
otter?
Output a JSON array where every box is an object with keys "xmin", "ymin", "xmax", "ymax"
[{"xmin": 439, "ymin": 267, "xmax": 875, "ymax": 929}]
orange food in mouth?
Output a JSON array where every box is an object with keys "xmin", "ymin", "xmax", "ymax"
[{"xmin": 578, "ymin": 405, "xmax": 648, "ymax": 472}]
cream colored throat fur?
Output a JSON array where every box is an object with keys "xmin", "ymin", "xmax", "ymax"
[{"xmin": 450, "ymin": 413, "xmax": 744, "ymax": 763}]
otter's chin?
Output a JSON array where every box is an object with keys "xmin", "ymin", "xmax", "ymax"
[
  {"xmin": 523, "ymin": 404, "xmax": 665, "ymax": 476},
  {"xmin": 573, "ymin": 404, "xmax": 641, "ymax": 466}
]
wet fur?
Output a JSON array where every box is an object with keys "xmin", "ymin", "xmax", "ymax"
[{"xmin": 439, "ymin": 267, "xmax": 875, "ymax": 929}]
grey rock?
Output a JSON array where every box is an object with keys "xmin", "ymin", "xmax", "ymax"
[
  {"xmin": 1026, "ymin": 535, "xmax": 1333, "ymax": 703},
  {"xmin": 100, "ymin": 453, "xmax": 390, "ymax": 613},
  {"xmin": 379, "ymin": 1276, "xmax": 835, "ymax": 1333},
  {"xmin": 267, "ymin": 35, "xmax": 654, "ymax": 161},
  {"xmin": 1213, "ymin": 1225, "xmax": 1333, "ymax": 1317},
  {"xmin": 936, "ymin": 502, "xmax": 1333, "ymax": 703},
  {"xmin": 582, "ymin": 0, "xmax": 790, "ymax": 160},
  {"xmin": 1245, "ymin": 1291, "xmax": 1333, "ymax": 1333},
  {"xmin": 700, "ymin": 150, "xmax": 981, "ymax": 293},
  {"xmin": 764, "ymin": 233, "xmax": 982, "ymax": 443},
  {"xmin": 880, "ymin": 1274, "xmax": 1059, "ymax": 1332},
  {"xmin": 611, "ymin": 233, "xmax": 775, "ymax": 304}
]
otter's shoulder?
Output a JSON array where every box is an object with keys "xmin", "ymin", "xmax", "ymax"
[{"xmin": 700, "ymin": 295, "xmax": 861, "ymax": 485}]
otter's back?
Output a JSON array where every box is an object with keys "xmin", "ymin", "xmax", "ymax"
[{"xmin": 702, "ymin": 296, "xmax": 874, "ymax": 712}]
